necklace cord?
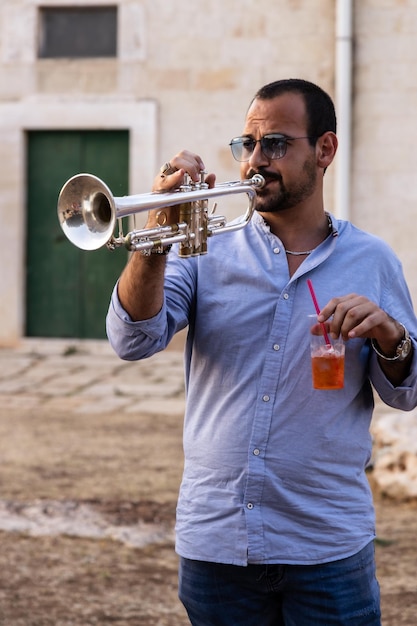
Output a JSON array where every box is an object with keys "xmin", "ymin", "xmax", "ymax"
[{"xmin": 285, "ymin": 214, "xmax": 333, "ymax": 256}]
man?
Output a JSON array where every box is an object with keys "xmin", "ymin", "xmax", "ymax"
[{"xmin": 106, "ymin": 79, "xmax": 417, "ymax": 625}]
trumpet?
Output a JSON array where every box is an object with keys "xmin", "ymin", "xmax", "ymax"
[{"xmin": 57, "ymin": 171, "xmax": 265, "ymax": 257}]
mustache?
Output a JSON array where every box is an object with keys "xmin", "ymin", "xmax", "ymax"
[{"xmin": 246, "ymin": 167, "xmax": 282, "ymax": 184}]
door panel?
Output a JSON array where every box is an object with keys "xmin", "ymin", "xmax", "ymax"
[{"xmin": 26, "ymin": 130, "xmax": 129, "ymax": 338}]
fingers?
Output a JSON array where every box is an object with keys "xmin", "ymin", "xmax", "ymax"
[
  {"xmin": 152, "ymin": 151, "xmax": 211, "ymax": 193},
  {"xmin": 152, "ymin": 168, "xmax": 186, "ymax": 192},
  {"xmin": 169, "ymin": 150, "xmax": 206, "ymax": 181},
  {"xmin": 318, "ymin": 294, "xmax": 387, "ymax": 341},
  {"xmin": 205, "ymin": 173, "xmax": 216, "ymax": 189},
  {"xmin": 148, "ymin": 151, "xmax": 215, "ymax": 226}
]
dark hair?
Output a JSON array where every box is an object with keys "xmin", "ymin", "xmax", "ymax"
[{"xmin": 253, "ymin": 79, "xmax": 337, "ymax": 145}]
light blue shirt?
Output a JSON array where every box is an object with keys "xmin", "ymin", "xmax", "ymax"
[{"xmin": 107, "ymin": 213, "xmax": 417, "ymax": 566}]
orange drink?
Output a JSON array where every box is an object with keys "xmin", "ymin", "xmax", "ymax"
[
  {"xmin": 308, "ymin": 314, "xmax": 345, "ymax": 390},
  {"xmin": 311, "ymin": 349, "xmax": 345, "ymax": 389}
]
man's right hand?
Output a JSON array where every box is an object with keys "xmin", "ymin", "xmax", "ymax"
[{"xmin": 146, "ymin": 150, "xmax": 215, "ymax": 228}]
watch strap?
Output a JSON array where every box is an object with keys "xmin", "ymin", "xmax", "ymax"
[{"xmin": 371, "ymin": 323, "xmax": 411, "ymax": 362}]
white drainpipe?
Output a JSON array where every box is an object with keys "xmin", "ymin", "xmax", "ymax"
[{"xmin": 334, "ymin": 0, "xmax": 353, "ymax": 220}]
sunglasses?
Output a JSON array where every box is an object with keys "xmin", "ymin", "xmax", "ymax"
[{"xmin": 229, "ymin": 134, "xmax": 315, "ymax": 162}]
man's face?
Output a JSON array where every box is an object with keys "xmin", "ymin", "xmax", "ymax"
[{"xmin": 239, "ymin": 93, "xmax": 318, "ymax": 214}]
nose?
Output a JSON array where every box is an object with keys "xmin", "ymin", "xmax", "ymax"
[{"xmin": 248, "ymin": 140, "xmax": 270, "ymax": 169}]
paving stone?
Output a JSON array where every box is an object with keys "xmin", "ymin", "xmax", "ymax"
[
  {"xmin": 125, "ymin": 397, "xmax": 186, "ymax": 416},
  {"xmin": 0, "ymin": 394, "xmax": 43, "ymax": 411}
]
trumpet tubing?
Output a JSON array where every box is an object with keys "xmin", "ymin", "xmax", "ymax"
[{"xmin": 57, "ymin": 172, "xmax": 265, "ymax": 256}]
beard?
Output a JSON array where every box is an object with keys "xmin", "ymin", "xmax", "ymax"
[{"xmin": 248, "ymin": 155, "xmax": 318, "ymax": 214}]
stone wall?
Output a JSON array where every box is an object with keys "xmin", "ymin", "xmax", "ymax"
[
  {"xmin": 0, "ymin": 0, "xmax": 416, "ymax": 343},
  {"xmin": 353, "ymin": 0, "xmax": 417, "ymax": 300},
  {"xmin": 371, "ymin": 401, "xmax": 417, "ymax": 500}
]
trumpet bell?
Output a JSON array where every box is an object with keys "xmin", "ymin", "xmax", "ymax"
[{"xmin": 57, "ymin": 173, "xmax": 116, "ymax": 250}]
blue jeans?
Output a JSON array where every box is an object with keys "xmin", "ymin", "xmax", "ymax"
[{"xmin": 178, "ymin": 541, "xmax": 381, "ymax": 625}]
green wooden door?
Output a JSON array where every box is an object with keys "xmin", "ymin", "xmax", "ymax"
[{"xmin": 26, "ymin": 130, "xmax": 129, "ymax": 338}]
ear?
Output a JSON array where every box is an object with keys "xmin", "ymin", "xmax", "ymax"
[{"xmin": 316, "ymin": 132, "xmax": 338, "ymax": 169}]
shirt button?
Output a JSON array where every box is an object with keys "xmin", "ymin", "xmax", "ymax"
[
  {"xmin": 247, "ymin": 503, "xmax": 254, "ymax": 510},
  {"xmin": 283, "ymin": 293, "xmax": 289, "ymax": 300},
  {"xmin": 273, "ymin": 247, "xmax": 280, "ymax": 254},
  {"xmin": 262, "ymin": 395, "xmax": 270, "ymax": 402},
  {"xmin": 273, "ymin": 344, "xmax": 280, "ymax": 351},
  {"xmin": 253, "ymin": 448, "xmax": 260, "ymax": 456}
]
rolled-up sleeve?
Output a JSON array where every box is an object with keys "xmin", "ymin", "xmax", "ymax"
[
  {"xmin": 370, "ymin": 337, "xmax": 417, "ymax": 411},
  {"xmin": 106, "ymin": 283, "xmax": 171, "ymax": 360},
  {"xmin": 106, "ymin": 251, "xmax": 196, "ymax": 360}
]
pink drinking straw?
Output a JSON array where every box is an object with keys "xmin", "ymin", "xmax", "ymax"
[{"xmin": 307, "ymin": 279, "xmax": 332, "ymax": 347}]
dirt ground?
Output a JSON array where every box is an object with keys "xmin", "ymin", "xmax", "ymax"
[{"xmin": 0, "ymin": 406, "xmax": 416, "ymax": 625}]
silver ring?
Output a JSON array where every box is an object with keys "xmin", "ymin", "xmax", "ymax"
[{"xmin": 160, "ymin": 162, "xmax": 178, "ymax": 177}]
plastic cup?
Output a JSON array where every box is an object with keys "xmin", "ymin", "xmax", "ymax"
[{"xmin": 308, "ymin": 314, "xmax": 345, "ymax": 390}]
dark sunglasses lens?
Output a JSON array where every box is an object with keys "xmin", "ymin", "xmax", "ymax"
[
  {"xmin": 261, "ymin": 136, "xmax": 286, "ymax": 159},
  {"xmin": 230, "ymin": 137, "xmax": 255, "ymax": 161}
]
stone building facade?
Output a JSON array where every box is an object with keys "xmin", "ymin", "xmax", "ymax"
[{"xmin": 0, "ymin": 0, "xmax": 416, "ymax": 344}]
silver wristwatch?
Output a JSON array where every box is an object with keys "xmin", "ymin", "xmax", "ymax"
[{"xmin": 371, "ymin": 323, "xmax": 412, "ymax": 362}]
